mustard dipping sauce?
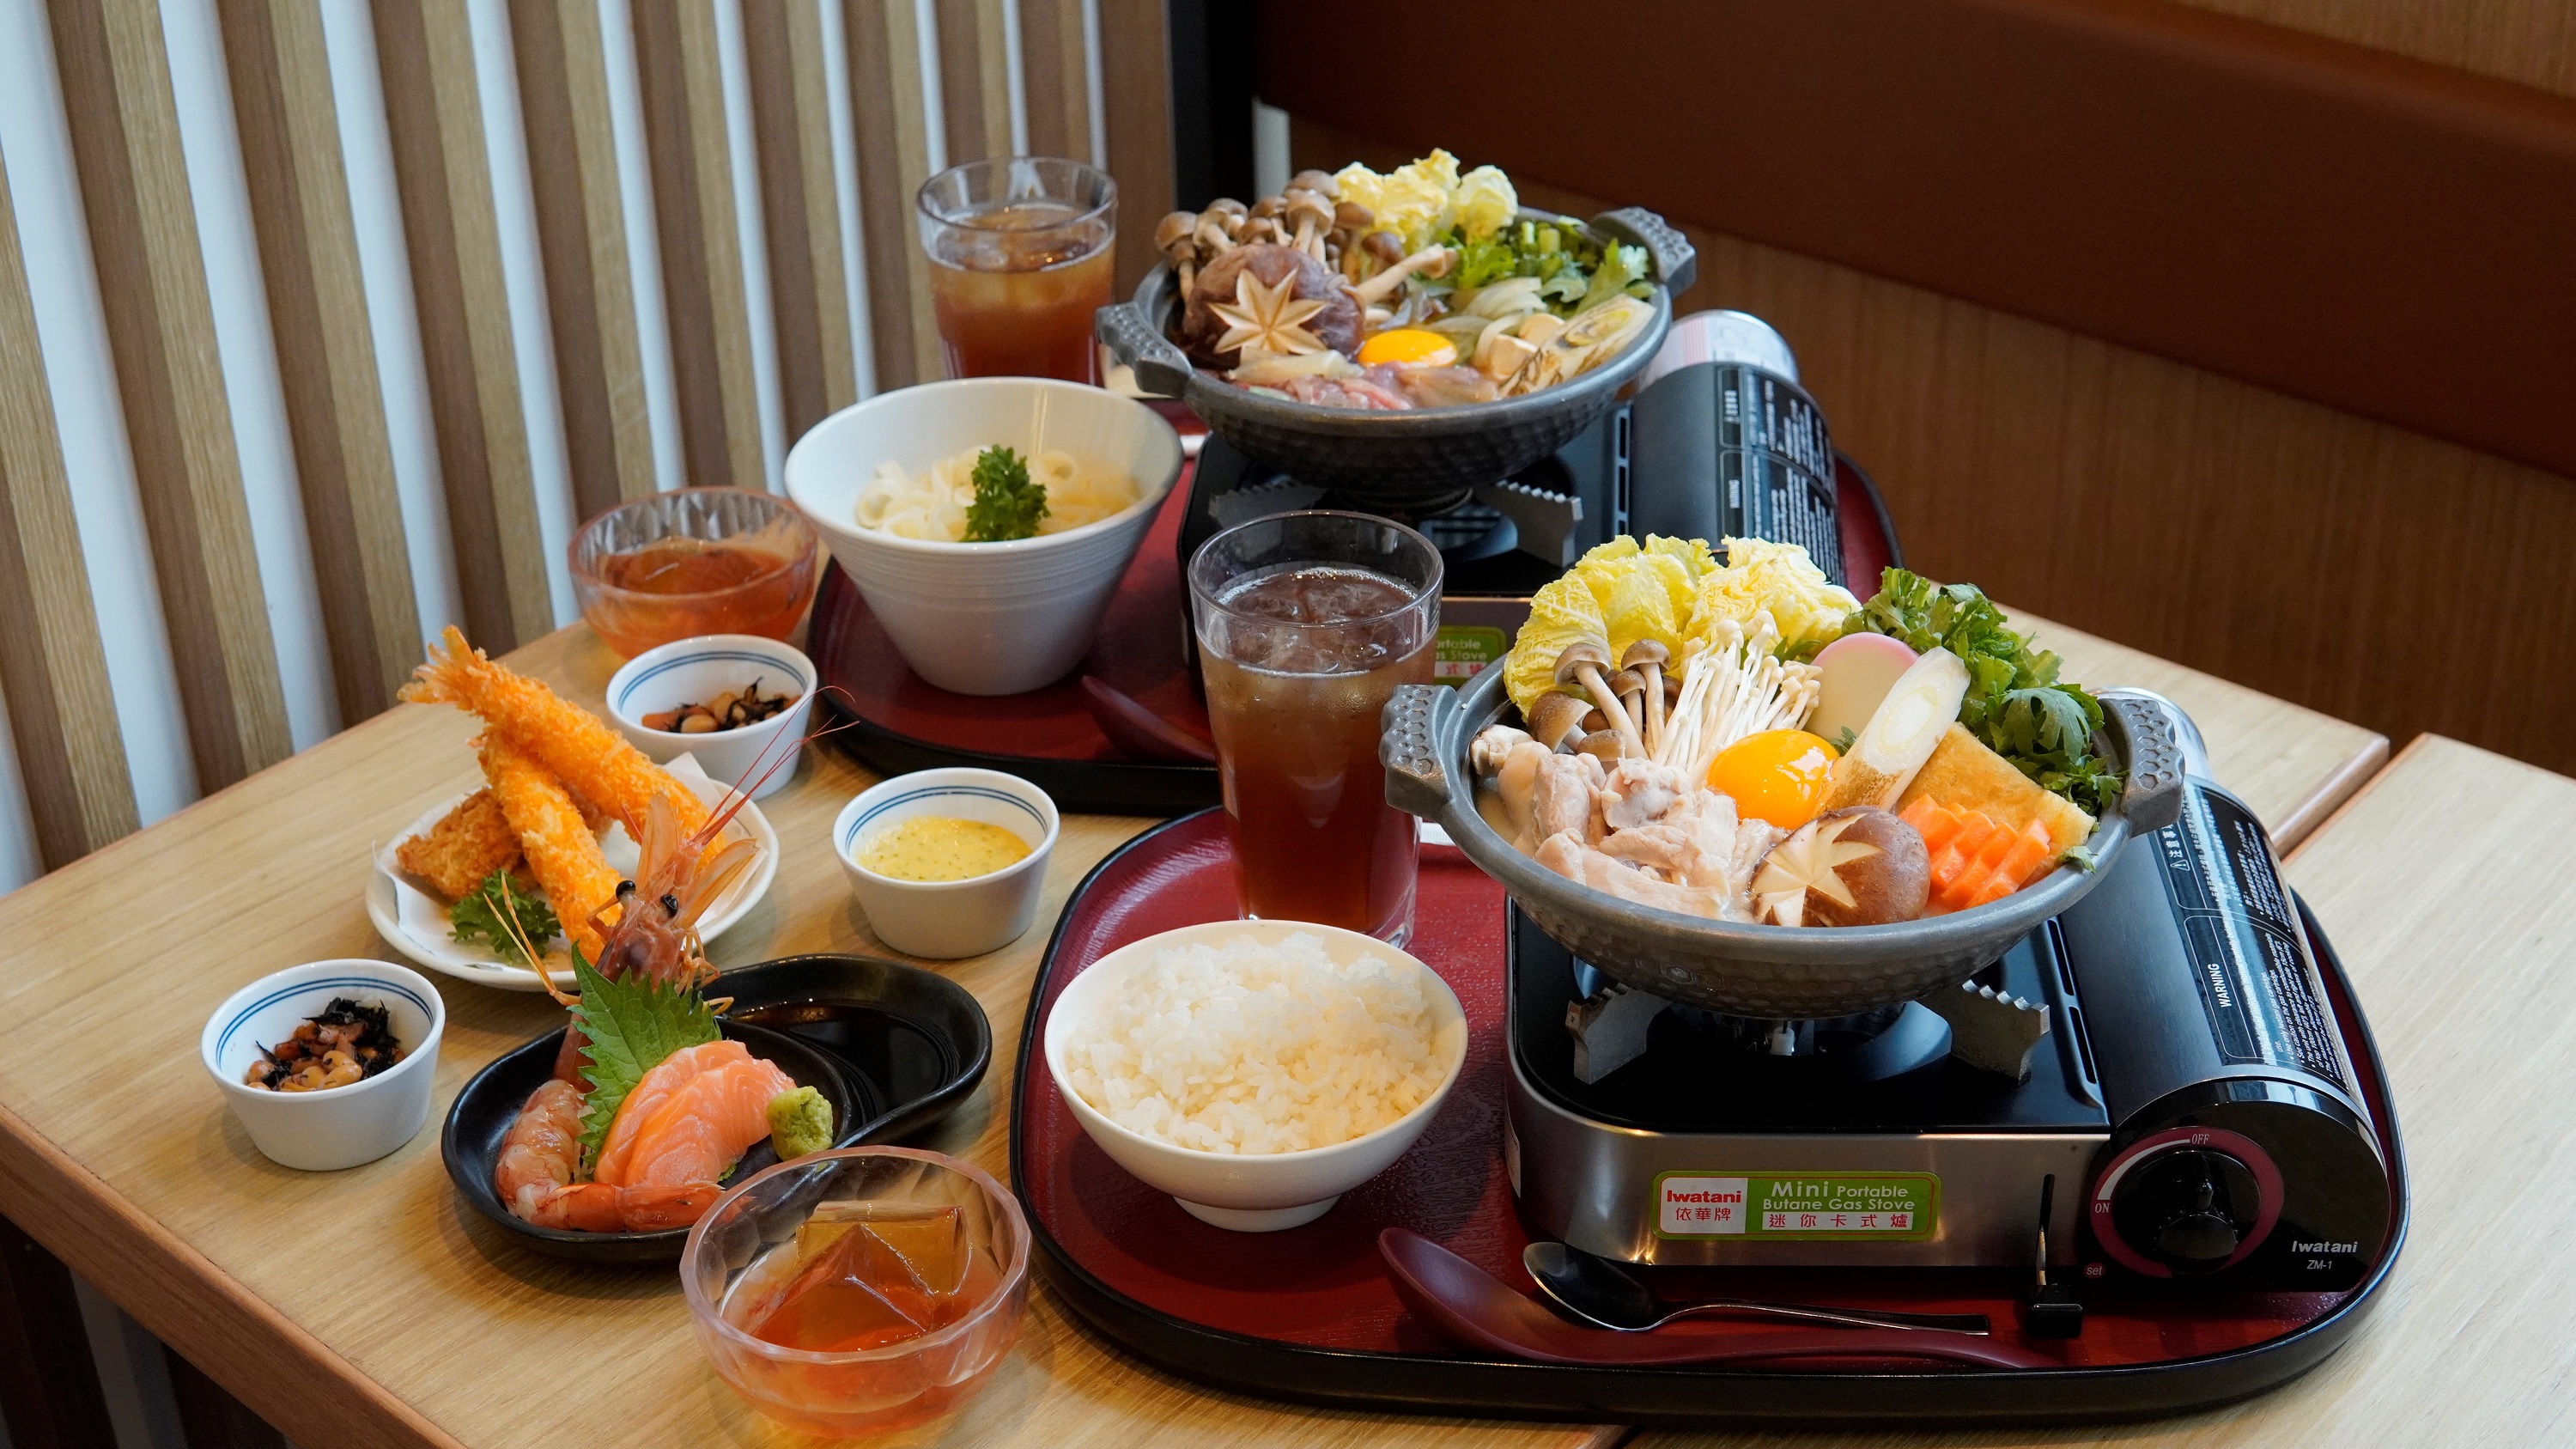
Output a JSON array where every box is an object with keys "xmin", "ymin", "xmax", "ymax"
[{"xmin": 855, "ymin": 816, "xmax": 1032, "ymax": 882}]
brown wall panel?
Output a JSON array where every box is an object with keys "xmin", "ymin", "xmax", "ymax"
[
  {"xmin": 374, "ymin": 0, "xmax": 555, "ymax": 652},
  {"xmin": 0, "ymin": 151, "xmax": 138, "ymax": 868},
  {"xmin": 933, "ymin": 0, "xmax": 1012, "ymax": 163},
  {"xmin": 1259, "ymin": 0, "xmax": 2576, "ymax": 484},
  {"xmin": 2177, "ymin": 0, "xmax": 2576, "ymax": 97},
  {"xmin": 1296, "ymin": 115, "xmax": 2576, "ymax": 776},
  {"xmin": 219, "ymin": 0, "xmax": 422, "ymax": 725},
  {"xmin": 744, "ymin": 0, "xmax": 859, "ymax": 441},
  {"xmin": 846, "ymin": 0, "xmax": 940, "ymax": 389},
  {"xmin": 511, "ymin": 0, "xmax": 657, "ymax": 522},
  {"xmin": 46, "ymin": 0, "xmax": 290, "ymax": 790},
  {"xmin": 634, "ymin": 0, "xmax": 768, "ymax": 490},
  {"xmin": 1097, "ymin": 0, "xmax": 1173, "ymax": 295},
  {"xmin": 1018, "ymin": 0, "xmax": 1094, "ymax": 164}
]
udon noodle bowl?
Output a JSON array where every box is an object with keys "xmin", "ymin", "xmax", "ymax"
[{"xmin": 854, "ymin": 447, "xmax": 1141, "ymax": 542}]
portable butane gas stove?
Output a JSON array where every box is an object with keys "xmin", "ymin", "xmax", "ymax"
[
  {"xmin": 1505, "ymin": 697, "xmax": 2395, "ymax": 1295},
  {"xmin": 1177, "ymin": 340, "xmax": 1880, "ymax": 673}
]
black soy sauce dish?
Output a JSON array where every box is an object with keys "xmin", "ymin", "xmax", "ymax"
[
  {"xmin": 443, "ymin": 1018, "xmax": 860, "ymax": 1265},
  {"xmin": 711, "ymin": 954, "xmax": 991, "ymax": 1147}
]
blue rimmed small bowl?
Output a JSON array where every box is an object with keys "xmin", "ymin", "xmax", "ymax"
[
  {"xmin": 607, "ymin": 634, "xmax": 818, "ymax": 801},
  {"xmin": 200, "ymin": 959, "xmax": 445, "ymax": 1171},
  {"xmin": 833, "ymin": 769, "xmax": 1059, "ymax": 959}
]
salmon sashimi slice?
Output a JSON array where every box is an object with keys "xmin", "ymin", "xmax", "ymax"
[
  {"xmin": 591, "ymin": 1040, "xmax": 754, "ymax": 1186},
  {"xmin": 619, "ymin": 1056, "xmax": 800, "ymax": 1192}
]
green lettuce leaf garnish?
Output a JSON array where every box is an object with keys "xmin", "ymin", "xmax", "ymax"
[
  {"xmin": 448, "ymin": 869, "xmax": 562, "ymax": 971},
  {"xmin": 1849, "ymin": 569, "xmax": 2123, "ymax": 815},
  {"xmin": 571, "ymin": 953, "xmax": 720, "ymax": 1166},
  {"xmin": 961, "ymin": 445, "xmax": 1048, "ymax": 542}
]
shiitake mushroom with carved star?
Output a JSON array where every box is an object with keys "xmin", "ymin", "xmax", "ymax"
[
  {"xmin": 1751, "ymin": 807, "xmax": 1930, "ymax": 928},
  {"xmin": 1180, "ymin": 243, "xmax": 1362, "ymax": 369}
]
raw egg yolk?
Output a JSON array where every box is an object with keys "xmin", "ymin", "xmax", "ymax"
[
  {"xmin": 1708, "ymin": 729, "xmax": 1841, "ymax": 830},
  {"xmin": 1356, "ymin": 328, "xmax": 1458, "ymax": 368}
]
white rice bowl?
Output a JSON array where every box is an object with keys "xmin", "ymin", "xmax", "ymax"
[{"xmin": 1060, "ymin": 931, "xmax": 1449, "ymax": 1154}]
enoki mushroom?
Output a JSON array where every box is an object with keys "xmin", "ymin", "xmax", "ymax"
[{"xmin": 1653, "ymin": 616, "xmax": 1822, "ymax": 783}]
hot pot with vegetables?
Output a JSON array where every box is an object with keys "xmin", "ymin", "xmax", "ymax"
[
  {"xmin": 1382, "ymin": 537, "xmax": 2185, "ymax": 1020},
  {"xmin": 1096, "ymin": 149, "xmax": 1697, "ymax": 508}
]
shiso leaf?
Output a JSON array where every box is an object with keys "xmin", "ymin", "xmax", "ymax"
[{"xmin": 572, "ymin": 953, "xmax": 721, "ymax": 1167}]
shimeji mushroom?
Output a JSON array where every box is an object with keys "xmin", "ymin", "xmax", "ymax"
[
  {"xmin": 1155, "ymin": 210, "xmax": 1201, "ymax": 293},
  {"xmin": 1573, "ymin": 730, "xmax": 1625, "ymax": 766},
  {"xmin": 1611, "ymin": 667, "xmax": 1649, "ymax": 745},
  {"xmin": 1328, "ymin": 202, "xmax": 1375, "ymax": 277},
  {"xmin": 1622, "ymin": 640, "xmax": 1672, "ymax": 753},
  {"xmin": 1284, "ymin": 188, "xmax": 1335, "ymax": 259},
  {"xmin": 1352, "ymin": 244, "xmax": 1457, "ymax": 307},
  {"xmin": 1290, "ymin": 168, "xmax": 1339, "ymax": 198},
  {"xmin": 1555, "ymin": 642, "xmax": 1643, "ymax": 757},
  {"xmin": 1525, "ymin": 691, "xmax": 1589, "ymax": 752}
]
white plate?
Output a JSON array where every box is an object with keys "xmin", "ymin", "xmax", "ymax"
[{"xmin": 366, "ymin": 753, "xmax": 779, "ymax": 992}]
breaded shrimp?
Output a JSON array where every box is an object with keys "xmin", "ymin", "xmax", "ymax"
[
  {"xmin": 477, "ymin": 732, "xmax": 619, "ymax": 963},
  {"xmin": 403, "ymin": 627, "xmax": 709, "ymax": 843}
]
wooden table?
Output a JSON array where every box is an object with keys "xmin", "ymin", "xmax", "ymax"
[
  {"xmin": 0, "ymin": 613, "xmax": 2384, "ymax": 1449},
  {"xmin": 1637, "ymin": 734, "xmax": 2576, "ymax": 1446}
]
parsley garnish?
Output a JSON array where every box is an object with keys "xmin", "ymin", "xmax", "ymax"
[
  {"xmin": 1848, "ymin": 569, "xmax": 2124, "ymax": 815},
  {"xmin": 960, "ymin": 445, "xmax": 1048, "ymax": 542},
  {"xmin": 449, "ymin": 869, "xmax": 562, "ymax": 971},
  {"xmin": 569, "ymin": 953, "xmax": 721, "ymax": 1167}
]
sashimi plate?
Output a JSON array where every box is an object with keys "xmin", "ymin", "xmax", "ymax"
[{"xmin": 368, "ymin": 753, "xmax": 780, "ymax": 992}]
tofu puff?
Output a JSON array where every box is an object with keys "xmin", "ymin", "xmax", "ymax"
[
  {"xmin": 394, "ymin": 788, "xmax": 522, "ymax": 901},
  {"xmin": 1895, "ymin": 724, "xmax": 2095, "ymax": 856}
]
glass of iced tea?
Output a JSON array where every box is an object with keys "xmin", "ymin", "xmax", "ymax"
[
  {"xmin": 1188, "ymin": 512, "xmax": 1443, "ymax": 943},
  {"xmin": 916, "ymin": 157, "xmax": 1115, "ymax": 384}
]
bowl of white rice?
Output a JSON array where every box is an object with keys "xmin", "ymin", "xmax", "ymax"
[{"xmin": 1042, "ymin": 920, "xmax": 1468, "ymax": 1232}]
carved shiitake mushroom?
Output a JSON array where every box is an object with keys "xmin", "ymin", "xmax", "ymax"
[
  {"xmin": 1751, "ymin": 807, "xmax": 1930, "ymax": 928},
  {"xmin": 1181, "ymin": 243, "xmax": 1362, "ymax": 368}
]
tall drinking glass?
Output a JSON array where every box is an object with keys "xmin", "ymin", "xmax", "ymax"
[
  {"xmin": 1188, "ymin": 512, "xmax": 1443, "ymax": 943},
  {"xmin": 915, "ymin": 157, "xmax": 1116, "ymax": 383}
]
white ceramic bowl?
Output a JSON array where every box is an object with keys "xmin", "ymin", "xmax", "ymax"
[
  {"xmin": 606, "ymin": 634, "xmax": 817, "ymax": 801},
  {"xmin": 782, "ymin": 378, "xmax": 1183, "ymax": 696},
  {"xmin": 201, "ymin": 960, "xmax": 446, "ymax": 1172},
  {"xmin": 834, "ymin": 768, "xmax": 1060, "ymax": 959},
  {"xmin": 1041, "ymin": 920, "xmax": 1469, "ymax": 1232}
]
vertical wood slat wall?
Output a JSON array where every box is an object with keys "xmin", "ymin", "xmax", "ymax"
[{"xmin": 0, "ymin": 0, "xmax": 1170, "ymax": 892}]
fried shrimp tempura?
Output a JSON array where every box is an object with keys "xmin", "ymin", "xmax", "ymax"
[
  {"xmin": 394, "ymin": 788, "xmax": 524, "ymax": 901},
  {"xmin": 477, "ymin": 733, "xmax": 619, "ymax": 962},
  {"xmin": 401, "ymin": 627, "xmax": 710, "ymax": 843}
]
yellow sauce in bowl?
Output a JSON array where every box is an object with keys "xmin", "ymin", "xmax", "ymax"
[{"xmin": 856, "ymin": 817, "xmax": 1032, "ymax": 882}]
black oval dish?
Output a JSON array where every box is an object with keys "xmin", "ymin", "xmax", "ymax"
[
  {"xmin": 712, "ymin": 954, "xmax": 991, "ymax": 1146},
  {"xmin": 442, "ymin": 1019, "xmax": 860, "ymax": 1264}
]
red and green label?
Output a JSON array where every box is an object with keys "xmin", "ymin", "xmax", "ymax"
[{"xmin": 1654, "ymin": 1172, "xmax": 1940, "ymax": 1240}]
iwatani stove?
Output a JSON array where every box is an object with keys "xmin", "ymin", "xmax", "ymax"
[{"xmin": 1188, "ymin": 314, "xmax": 2392, "ymax": 1304}]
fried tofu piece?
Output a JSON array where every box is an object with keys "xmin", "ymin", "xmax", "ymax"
[
  {"xmin": 1896, "ymin": 724, "xmax": 2095, "ymax": 857},
  {"xmin": 395, "ymin": 788, "xmax": 526, "ymax": 901}
]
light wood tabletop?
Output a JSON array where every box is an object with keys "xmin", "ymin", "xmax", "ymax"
[
  {"xmin": 0, "ymin": 614, "xmax": 2388, "ymax": 1449},
  {"xmin": 1637, "ymin": 733, "xmax": 2576, "ymax": 1447}
]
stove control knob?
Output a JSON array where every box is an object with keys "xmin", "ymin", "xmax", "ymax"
[{"xmin": 2113, "ymin": 1148, "xmax": 2263, "ymax": 1275}]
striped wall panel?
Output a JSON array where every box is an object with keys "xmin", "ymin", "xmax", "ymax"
[{"xmin": 0, "ymin": 0, "xmax": 1134, "ymax": 896}]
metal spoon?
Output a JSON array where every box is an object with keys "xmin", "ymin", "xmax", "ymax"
[{"xmin": 1523, "ymin": 1242, "xmax": 1991, "ymax": 1336}]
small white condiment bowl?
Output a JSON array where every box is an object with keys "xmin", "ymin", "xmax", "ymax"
[
  {"xmin": 606, "ymin": 634, "xmax": 817, "ymax": 801},
  {"xmin": 782, "ymin": 377, "xmax": 1182, "ymax": 696},
  {"xmin": 834, "ymin": 768, "xmax": 1060, "ymax": 959},
  {"xmin": 200, "ymin": 960, "xmax": 446, "ymax": 1172},
  {"xmin": 1042, "ymin": 919, "xmax": 1469, "ymax": 1233}
]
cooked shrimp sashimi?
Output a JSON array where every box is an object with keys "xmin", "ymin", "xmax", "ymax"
[
  {"xmin": 477, "ymin": 732, "xmax": 620, "ymax": 962},
  {"xmin": 492, "ymin": 1079, "xmax": 719, "ymax": 1232},
  {"xmin": 402, "ymin": 627, "xmax": 710, "ymax": 845},
  {"xmin": 587, "ymin": 1039, "xmax": 752, "ymax": 1184},
  {"xmin": 600, "ymin": 1055, "xmax": 799, "ymax": 1192}
]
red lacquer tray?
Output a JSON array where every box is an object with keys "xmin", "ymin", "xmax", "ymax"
[
  {"xmin": 1008, "ymin": 812, "xmax": 2407, "ymax": 1428},
  {"xmin": 809, "ymin": 433, "xmax": 1906, "ymax": 816}
]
